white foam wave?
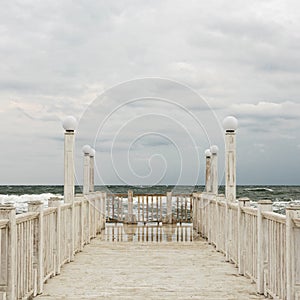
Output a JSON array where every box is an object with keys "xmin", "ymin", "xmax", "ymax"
[
  {"xmin": 0, "ymin": 193, "xmax": 63, "ymax": 213},
  {"xmin": 245, "ymin": 187, "xmax": 274, "ymax": 192}
]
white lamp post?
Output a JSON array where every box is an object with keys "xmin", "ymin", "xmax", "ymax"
[
  {"xmin": 89, "ymin": 148, "xmax": 95, "ymax": 192},
  {"xmin": 205, "ymin": 149, "xmax": 212, "ymax": 193},
  {"xmin": 210, "ymin": 145, "xmax": 219, "ymax": 194},
  {"xmin": 62, "ymin": 116, "xmax": 77, "ymax": 203},
  {"xmin": 82, "ymin": 145, "xmax": 91, "ymax": 195},
  {"xmin": 223, "ymin": 116, "xmax": 238, "ymax": 202}
]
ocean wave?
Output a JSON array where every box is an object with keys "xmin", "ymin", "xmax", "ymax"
[
  {"xmin": 244, "ymin": 187, "xmax": 274, "ymax": 192},
  {"xmin": 0, "ymin": 193, "xmax": 63, "ymax": 213}
]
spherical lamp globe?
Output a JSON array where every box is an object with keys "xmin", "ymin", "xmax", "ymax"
[
  {"xmin": 205, "ymin": 149, "xmax": 212, "ymax": 157},
  {"xmin": 223, "ymin": 116, "xmax": 238, "ymax": 131},
  {"xmin": 210, "ymin": 145, "xmax": 219, "ymax": 154},
  {"xmin": 90, "ymin": 148, "xmax": 96, "ymax": 157},
  {"xmin": 82, "ymin": 145, "xmax": 91, "ymax": 155},
  {"xmin": 62, "ymin": 116, "xmax": 77, "ymax": 131}
]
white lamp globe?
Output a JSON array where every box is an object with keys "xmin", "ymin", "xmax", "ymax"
[
  {"xmin": 223, "ymin": 116, "xmax": 238, "ymax": 131},
  {"xmin": 210, "ymin": 145, "xmax": 219, "ymax": 154},
  {"xmin": 82, "ymin": 145, "xmax": 91, "ymax": 155},
  {"xmin": 90, "ymin": 148, "xmax": 96, "ymax": 157},
  {"xmin": 62, "ymin": 116, "xmax": 77, "ymax": 131},
  {"xmin": 205, "ymin": 149, "xmax": 212, "ymax": 157}
]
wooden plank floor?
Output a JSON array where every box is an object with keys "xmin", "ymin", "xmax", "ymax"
[{"xmin": 36, "ymin": 226, "xmax": 265, "ymax": 300}]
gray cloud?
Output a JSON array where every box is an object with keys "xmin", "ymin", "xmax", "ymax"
[{"xmin": 0, "ymin": 0, "xmax": 300, "ymax": 185}]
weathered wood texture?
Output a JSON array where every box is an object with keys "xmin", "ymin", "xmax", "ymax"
[
  {"xmin": 0, "ymin": 192, "xmax": 106, "ymax": 300},
  {"xmin": 193, "ymin": 192, "xmax": 300, "ymax": 300},
  {"xmin": 35, "ymin": 240, "xmax": 265, "ymax": 300},
  {"xmin": 106, "ymin": 192, "xmax": 192, "ymax": 224}
]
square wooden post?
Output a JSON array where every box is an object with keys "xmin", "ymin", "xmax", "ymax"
[
  {"xmin": 28, "ymin": 201, "xmax": 44, "ymax": 296},
  {"xmin": 210, "ymin": 146, "xmax": 218, "ymax": 194},
  {"xmin": 86, "ymin": 195, "xmax": 91, "ymax": 243},
  {"xmin": 125, "ymin": 190, "xmax": 137, "ymax": 224},
  {"xmin": 166, "ymin": 192, "xmax": 172, "ymax": 224},
  {"xmin": 0, "ymin": 205, "xmax": 17, "ymax": 300},
  {"xmin": 83, "ymin": 152, "xmax": 90, "ymax": 195},
  {"xmin": 257, "ymin": 200, "xmax": 272, "ymax": 294},
  {"xmin": 286, "ymin": 205, "xmax": 300, "ymax": 300},
  {"xmin": 48, "ymin": 197, "xmax": 61, "ymax": 274},
  {"xmin": 207, "ymin": 194, "xmax": 212, "ymax": 244},
  {"xmin": 192, "ymin": 193, "xmax": 197, "ymax": 230},
  {"xmin": 216, "ymin": 194, "xmax": 225, "ymax": 252},
  {"xmin": 237, "ymin": 197, "xmax": 250, "ymax": 275},
  {"xmin": 89, "ymin": 154, "xmax": 95, "ymax": 192},
  {"xmin": 204, "ymin": 150, "xmax": 212, "ymax": 192}
]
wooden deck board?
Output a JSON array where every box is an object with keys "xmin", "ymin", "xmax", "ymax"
[{"xmin": 36, "ymin": 227, "xmax": 264, "ymax": 300}]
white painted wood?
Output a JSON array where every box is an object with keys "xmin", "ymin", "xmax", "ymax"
[
  {"xmin": 125, "ymin": 190, "xmax": 136, "ymax": 224},
  {"xmin": 89, "ymin": 156, "xmax": 94, "ymax": 192},
  {"xmin": 28, "ymin": 201, "xmax": 44, "ymax": 295},
  {"xmin": 48, "ymin": 198, "xmax": 61, "ymax": 274},
  {"xmin": 205, "ymin": 156, "xmax": 212, "ymax": 192},
  {"xmin": 238, "ymin": 197, "xmax": 250, "ymax": 275},
  {"xmin": 286, "ymin": 205, "xmax": 300, "ymax": 300},
  {"xmin": 166, "ymin": 192, "xmax": 172, "ymax": 224},
  {"xmin": 3, "ymin": 187, "xmax": 299, "ymax": 300},
  {"xmin": 257, "ymin": 200, "xmax": 272, "ymax": 294},
  {"xmin": 64, "ymin": 131, "xmax": 75, "ymax": 203},
  {"xmin": 210, "ymin": 153, "xmax": 218, "ymax": 194},
  {"xmin": 70, "ymin": 201, "xmax": 75, "ymax": 261},
  {"xmin": 225, "ymin": 131, "xmax": 236, "ymax": 202},
  {"xmin": 0, "ymin": 205, "xmax": 16, "ymax": 300},
  {"xmin": 83, "ymin": 154, "xmax": 90, "ymax": 195}
]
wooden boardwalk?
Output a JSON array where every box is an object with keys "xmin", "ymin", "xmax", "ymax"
[{"xmin": 36, "ymin": 227, "xmax": 264, "ymax": 300}]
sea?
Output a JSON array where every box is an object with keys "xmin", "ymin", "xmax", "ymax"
[{"xmin": 0, "ymin": 185, "xmax": 300, "ymax": 214}]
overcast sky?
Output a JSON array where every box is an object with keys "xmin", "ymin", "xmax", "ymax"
[{"xmin": 0, "ymin": 0, "xmax": 300, "ymax": 185}]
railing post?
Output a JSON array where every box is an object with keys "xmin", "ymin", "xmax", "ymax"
[
  {"xmin": 0, "ymin": 205, "xmax": 17, "ymax": 300},
  {"xmin": 210, "ymin": 145, "xmax": 219, "ymax": 194},
  {"xmin": 48, "ymin": 197, "xmax": 62, "ymax": 275},
  {"xmin": 256, "ymin": 200, "xmax": 272, "ymax": 294},
  {"xmin": 286, "ymin": 205, "xmax": 300, "ymax": 300},
  {"xmin": 238, "ymin": 197, "xmax": 250, "ymax": 275},
  {"xmin": 95, "ymin": 192, "xmax": 101, "ymax": 234},
  {"xmin": 82, "ymin": 145, "xmax": 91, "ymax": 195},
  {"xmin": 225, "ymin": 200, "xmax": 230, "ymax": 262},
  {"xmin": 62, "ymin": 116, "xmax": 77, "ymax": 203},
  {"xmin": 197, "ymin": 194, "xmax": 202, "ymax": 234},
  {"xmin": 89, "ymin": 149, "xmax": 95, "ymax": 193},
  {"xmin": 167, "ymin": 192, "xmax": 172, "ymax": 224},
  {"xmin": 215, "ymin": 194, "xmax": 224, "ymax": 252},
  {"xmin": 70, "ymin": 201, "xmax": 75, "ymax": 261},
  {"xmin": 62, "ymin": 116, "xmax": 76, "ymax": 262},
  {"xmin": 87, "ymin": 196, "xmax": 91, "ymax": 243},
  {"xmin": 28, "ymin": 201, "xmax": 44, "ymax": 296},
  {"xmin": 204, "ymin": 149, "xmax": 212, "ymax": 192},
  {"xmin": 192, "ymin": 193, "xmax": 197, "ymax": 230},
  {"xmin": 125, "ymin": 190, "xmax": 136, "ymax": 224},
  {"xmin": 200, "ymin": 194, "xmax": 204, "ymax": 235},
  {"xmin": 102, "ymin": 192, "xmax": 107, "ymax": 229},
  {"xmin": 92, "ymin": 193, "xmax": 97, "ymax": 237},
  {"xmin": 207, "ymin": 194, "xmax": 212, "ymax": 243},
  {"xmin": 223, "ymin": 116, "xmax": 238, "ymax": 202},
  {"xmin": 79, "ymin": 196, "xmax": 84, "ymax": 250}
]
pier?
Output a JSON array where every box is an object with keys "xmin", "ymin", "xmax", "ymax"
[{"xmin": 1, "ymin": 116, "xmax": 300, "ymax": 300}]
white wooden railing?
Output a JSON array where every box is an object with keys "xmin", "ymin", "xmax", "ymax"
[
  {"xmin": 0, "ymin": 191, "xmax": 106, "ymax": 300},
  {"xmin": 106, "ymin": 192, "xmax": 192, "ymax": 224},
  {"xmin": 193, "ymin": 192, "xmax": 300, "ymax": 300}
]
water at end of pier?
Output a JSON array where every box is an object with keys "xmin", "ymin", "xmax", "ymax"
[{"xmin": 102, "ymin": 223, "xmax": 195, "ymax": 242}]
